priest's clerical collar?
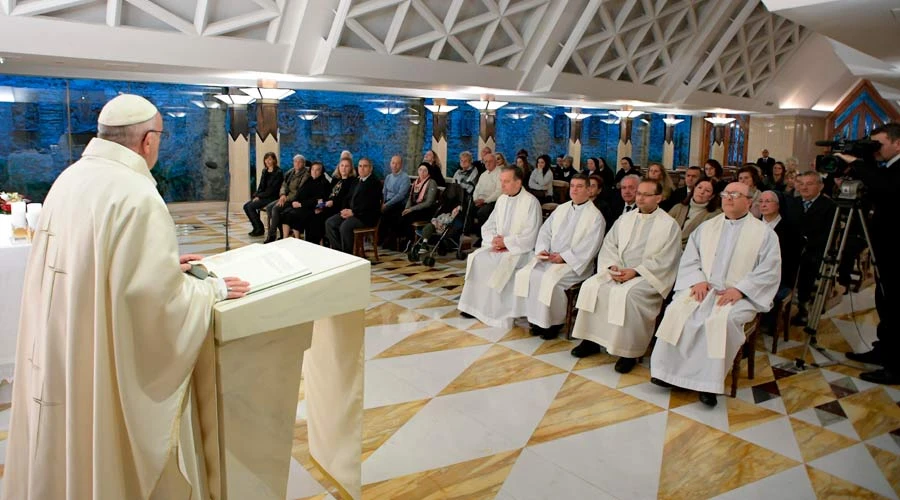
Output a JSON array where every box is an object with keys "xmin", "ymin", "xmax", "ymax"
[
  {"xmin": 573, "ymin": 199, "xmax": 589, "ymax": 207},
  {"xmin": 638, "ymin": 206, "xmax": 657, "ymax": 215},
  {"xmin": 510, "ymin": 187, "xmax": 522, "ymax": 197},
  {"xmin": 725, "ymin": 212, "xmax": 750, "ymax": 221}
]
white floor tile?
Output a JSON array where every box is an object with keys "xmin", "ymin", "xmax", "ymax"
[
  {"xmin": 621, "ymin": 382, "xmax": 671, "ymax": 410},
  {"xmin": 710, "ymin": 465, "xmax": 816, "ymax": 500},
  {"xmin": 499, "ymin": 337, "xmax": 545, "ymax": 356},
  {"xmin": 440, "ymin": 316, "xmax": 480, "ymax": 331},
  {"xmin": 394, "ymin": 297, "xmax": 440, "ymax": 309},
  {"xmin": 468, "ymin": 326, "xmax": 517, "ymax": 343},
  {"xmin": 285, "ymin": 458, "xmax": 325, "ymax": 499},
  {"xmin": 499, "ymin": 448, "xmax": 617, "ymax": 500},
  {"xmin": 574, "ymin": 364, "xmax": 621, "ymax": 389},
  {"xmin": 366, "ymin": 301, "xmax": 384, "ymax": 311},
  {"xmin": 364, "ymin": 344, "xmax": 491, "ymax": 409},
  {"xmin": 372, "ymin": 289, "xmax": 415, "ymax": 301},
  {"xmin": 733, "ymin": 416, "xmax": 803, "ymax": 462},
  {"xmin": 809, "ymin": 443, "xmax": 898, "ymax": 500},
  {"xmin": 831, "ymin": 318, "xmax": 878, "ymax": 354},
  {"xmin": 362, "ymin": 374, "xmax": 566, "ymax": 485},
  {"xmin": 866, "ymin": 433, "xmax": 900, "ymax": 455},
  {"xmin": 885, "ymin": 386, "xmax": 900, "ymax": 402},
  {"xmin": 534, "ymin": 351, "xmax": 579, "ymax": 372},
  {"xmin": 417, "ymin": 305, "xmax": 459, "ymax": 320},
  {"xmin": 735, "ymin": 387, "xmax": 755, "ymax": 404},
  {"xmin": 364, "ymin": 321, "xmax": 433, "ymax": 359},
  {"xmin": 819, "ymin": 368, "xmax": 849, "ymax": 383},
  {"xmin": 826, "ymin": 418, "xmax": 861, "ymax": 441},
  {"xmin": 527, "ymin": 411, "xmax": 668, "ymax": 499},
  {"xmin": 672, "ymin": 400, "xmax": 730, "ymax": 432},
  {"xmin": 757, "ymin": 397, "xmax": 787, "ymax": 415},
  {"xmin": 790, "ymin": 408, "xmax": 821, "ymax": 427}
]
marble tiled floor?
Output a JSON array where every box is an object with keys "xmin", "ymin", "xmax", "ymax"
[{"xmin": 1, "ymin": 208, "xmax": 898, "ymax": 499}]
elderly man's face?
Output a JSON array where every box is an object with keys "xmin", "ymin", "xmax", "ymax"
[
  {"xmin": 294, "ymin": 157, "xmax": 305, "ymax": 170},
  {"xmin": 484, "ymin": 154, "xmax": 497, "ymax": 171},
  {"xmin": 795, "ymin": 175, "xmax": 822, "ymax": 200},
  {"xmin": 390, "ymin": 156, "xmax": 402, "ymax": 174},
  {"xmin": 721, "ymin": 182, "xmax": 751, "ymax": 218},
  {"xmin": 684, "ymin": 169, "xmax": 701, "ymax": 188},
  {"xmin": 620, "ymin": 178, "xmax": 638, "ymax": 204},
  {"xmin": 357, "ymin": 160, "xmax": 372, "ymax": 178}
]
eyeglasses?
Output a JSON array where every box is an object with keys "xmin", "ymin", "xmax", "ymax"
[
  {"xmin": 635, "ymin": 191, "xmax": 659, "ymax": 197},
  {"xmin": 720, "ymin": 191, "xmax": 747, "ymax": 200},
  {"xmin": 144, "ymin": 129, "xmax": 168, "ymax": 140}
]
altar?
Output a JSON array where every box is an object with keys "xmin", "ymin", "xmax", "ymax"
[{"xmin": 0, "ymin": 214, "xmax": 29, "ymax": 385}]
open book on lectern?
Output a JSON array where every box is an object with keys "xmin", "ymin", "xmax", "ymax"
[{"xmin": 191, "ymin": 243, "xmax": 312, "ymax": 294}]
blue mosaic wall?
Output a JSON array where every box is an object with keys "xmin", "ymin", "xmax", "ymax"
[{"xmin": 0, "ymin": 73, "xmax": 694, "ymax": 202}]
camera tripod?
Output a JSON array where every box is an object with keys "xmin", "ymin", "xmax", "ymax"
[{"xmin": 794, "ymin": 197, "xmax": 883, "ymax": 370}]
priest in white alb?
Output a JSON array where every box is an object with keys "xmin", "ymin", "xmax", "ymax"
[
  {"xmin": 458, "ymin": 165, "xmax": 542, "ymax": 328},
  {"xmin": 570, "ymin": 178, "xmax": 682, "ymax": 375},
  {"xmin": 514, "ymin": 174, "xmax": 606, "ymax": 340},
  {"xmin": 652, "ymin": 182, "xmax": 781, "ymax": 407},
  {"xmin": 4, "ymin": 95, "xmax": 249, "ymax": 499}
]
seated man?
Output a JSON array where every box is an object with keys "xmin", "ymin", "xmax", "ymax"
[
  {"xmin": 652, "ymin": 182, "xmax": 781, "ymax": 407},
  {"xmin": 570, "ymin": 178, "xmax": 682, "ymax": 374},
  {"xmin": 470, "ymin": 152, "xmax": 503, "ymax": 236},
  {"xmin": 325, "ymin": 157, "xmax": 382, "ymax": 253},
  {"xmin": 458, "ymin": 166, "xmax": 542, "ymax": 328},
  {"xmin": 515, "ymin": 174, "xmax": 606, "ymax": 340}
]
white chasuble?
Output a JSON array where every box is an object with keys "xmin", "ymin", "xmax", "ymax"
[
  {"xmin": 513, "ymin": 201, "xmax": 605, "ymax": 328},
  {"xmin": 4, "ymin": 139, "xmax": 222, "ymax": 500},
  {"xmin": 651, "ymin": 214, "xmax": 781, "ymax": 394},
  {"xmin": 571, "ymin": 208, "xmax": 682, "ymax": 358},
  {"xmin": 458, "ymin": 190, "xmax": 542, "ymax": 328}
]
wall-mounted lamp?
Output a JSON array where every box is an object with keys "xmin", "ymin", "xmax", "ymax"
[{"xmin": 466, "ymin": 95, "xmax": 508, "ymax": 112}]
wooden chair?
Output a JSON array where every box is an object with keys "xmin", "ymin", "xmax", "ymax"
[
  {"xmin": 770, "ymin": 289, "xmax": 794, "ymax": 354},
  {"xmin": 353, "ymin": 221, "xmax": 380, "ymax": 262},
  {"xmin": 552, "ymin": 180, "xmax": 569, "ymax": 203},
  {"xmin": 541, "ymin": 202, "xmax": 558, "ymax": 220},
  {"xmin": 730, "ymin": 316, "xmax": 760, "ymax": 397},
  {"xmin": 563, "ymin": 283, "xmax": 582, "ymax": 340}
]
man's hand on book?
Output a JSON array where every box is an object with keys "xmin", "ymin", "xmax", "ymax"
[
  {"xmin": 180, "ymin": 254, "xmax": 204, "ymax": 272},
  {"xmin": 223, "ymin": 277, "xmax": 250, "ymax": 299}
]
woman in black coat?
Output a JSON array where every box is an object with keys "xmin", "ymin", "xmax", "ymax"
[
  {"xmin": 307, "ymin": 159, "xmax": 356, "ymax": 245},
  {"xmin": 285, "ymin": 162, "xmax": 331, "ymax": 240}
]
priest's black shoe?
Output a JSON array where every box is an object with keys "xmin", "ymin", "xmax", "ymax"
[
  {"xmin": 459, "ymin": 311, "xmax": 475, "ymax": 319},
  {"xmin": 614, "ymin": 357, "xmax": 637, "ymax": 374},
  {"xmin": 529, "ymin": 323, "xmax": 545, "ymax": 337},
  {"xmin": 540, "ymin": 325, "xmax": 563, "ymax": 341},
  {"xmin": 650, "ymin": 377, "xmax": 673, "ymax": 388},
  {"xmin": 859, "ymin": 368, "xmax": 900, "ymax": 385},
  {"xmin": 845, "ymin": 349, "xmax": 885, "ymax": 366},
  {"xmin": 698, "ymin": 392, "xmax": 718, "ymax": 407},
  {"xmin": 571, "ymin": 340, "xmax": 602, "ymax": 358},
  {"xmin": 249, "ymin": 228, "xmax": 264, "ymax": 237}
]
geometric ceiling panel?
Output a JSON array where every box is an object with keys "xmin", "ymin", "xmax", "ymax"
[
  {"xmin": 692, "ymin": 4, "xmax": 809, "ymax": 98},
  {"xmin": 3, "ymin": 0, "xmax": 285, "ymax": 42},
  {"xmin": 336, "ymin": 0, "xmax": 551, "ymax": 69},
  {"xmin": 562, "ymin": 0, "xmax": 718, "ymax": 86}
]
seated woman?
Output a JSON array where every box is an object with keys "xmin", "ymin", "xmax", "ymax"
[
  {"xmin": 284, "ymin": 162, "xmax": 330, "ymax": 240},
  {"xmin": 646, "ymin": 162, "xmax": 676, "ymax": 211},
  {"xmin": 737, "ymin": 165, "xmax": 764, "ymax": 217},
  {"xmin": 243, "ymin": 151, "xmax": 284, "ymax": 237},
  {"xmin": 418, "ymin": 183, "xmax": 467, "ymax": 254},
  {"xmin": 703, "ymin": 158, "xmax": 727, "ymax": 194},
  {"xmin": 769, "ymin": 161, "xmax": 787, "ymax": 191},
  {"xmin": 308, "ymin": 158, "xmax": 356, "ymax": 245},
  {"xmin": 613, "ymin": 156, "xmax": 639, "ymax": 186},
  {"xmin": 592, "ymin": 157, "xmax": 615, "ymax": 190},
  {"xmin": 423, "ymin": 150, "xmax": 447, "ymax": 187},
  {"xmin": 515, "ymin": 154, "xmax": 533, "ymax": 185},
  {"xmin": 527, "ymin": 154, "xmax": 554, "ymax": 203},
  {"xmin": 667, "ymin": 179, "xmax": 721, "ymax": 248},
  {"xmin": 397, "ymin": 162, "xmax": 439, "ymax": 246},
  {"xmin": 759, "ymin": 190, "xmax": 802, "ymax": 334}
]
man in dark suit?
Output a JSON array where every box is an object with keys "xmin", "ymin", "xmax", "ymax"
[
  {"xmin": 756, "ymin": 149, "xmax": 777, "ymax": 182},
  {"xmin": 325, "ymin": 157, "xmax": 382, "ymax": 253},
  {"xmin": 669, "ymin": 166, "xmax": 703, "ymax": 207},
  {"xmin": 792, "ymin": 170, "xmax": 837, "ymax": 325},
  {"xmin": 837, "ymin": 123, "xmax": 900, "ymax": 384},
  {"xmin": 604, "ymin": 173, "xmax": 640, "ymax": 227}
]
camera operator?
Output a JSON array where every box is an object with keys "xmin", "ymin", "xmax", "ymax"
[{"xmin": 834, "ymin": 122, "xmax": 900, "ymax": 384}]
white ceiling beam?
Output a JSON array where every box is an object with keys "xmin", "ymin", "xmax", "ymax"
[
  {"xmin": 473, "ymin": 18, "xmax": 500, "ymax": 64},
  {"xmin": 481, "ymin": 43, "xmax": 519, "ymax": 66},
  {"xmin": 515, "ymin": 0, "xmax": 573, "ymax": 87},
  {"xmin": 383, "ymin": 0, "xmax": 410, "ymax": 53},
  {"xmin": 429, "ymin": 0, "xmax": 463, "ymax": 59},
  {"xmin": 327, "ymin": 0, "xmax": 354, "ymax": 48},
  {"xmin": 348, "ymin": 0, "xmax": 405, "ymax": 19},
  {"xmin": 11, "ymin": 0, "xmax": 93, "ymax": 17},
  {"xmin": 668, "ymin": 0, "xmax": 760, "ymax": 104},
  {"xmin": 1, "ymin": 1, "xmax": 13, "ymax": 16},
  {"xmin": 205, "ymin": 10, "xmax": 279, "ymax": 37},
  {"xmin": 392, "ymin": 31, "xmax": 444, "ymax": 55},
  {"xmin": 344, "ymin": 18, "xmax": 388, "ymax": 53},
  {"xmin": 507, "ymin": 0, "xmax": 547, "ymax": 69},
  {"xmin": 106, "ymin": 0, "xmax": 122, "ymax": 27},
  {"xmin": 194, "ymin": 0, "xmax": 210, "ymax": 35},
  {"xmin": 249, "ymin": 0, "xmax": 279, "ymax": 12},
  {"xmin": 543, "ymin": 0, "xmax": 602, "ymax": 81},
  {"xmin": 446, "ymin": 35, "xmax": 475, "ymax": 64},
  {"xmin": 125, "ymin": 0, "xmax": 195, "ymax": 35}
]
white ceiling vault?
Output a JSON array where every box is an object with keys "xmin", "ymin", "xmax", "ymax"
[{"xmin": 0, "ymin": 0, "xmax": 871, "ymax": 114}]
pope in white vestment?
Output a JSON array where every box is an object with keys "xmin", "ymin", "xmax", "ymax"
[
  {"xmin": 652, "ymin": 182, "xmax": 781, "ymax": 406},
  {"xmin": 514, "ymin": 176, "xmax": 605, "ymax": 339},
  {"xmin": 3, "ymin": 95, "xmax": 248, "ymax": 500},
  {"xmin": 571, "ymin": 180, "xmax": 682, "ymax": 373},
  {"xmin": 458, "ymin": 167, "xmax": 542, "ymax": 329}
]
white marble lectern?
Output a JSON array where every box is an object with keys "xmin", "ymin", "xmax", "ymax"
[{"xmin": 198, "ymin": 238, "xmax": 368, "ymax": 500}]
